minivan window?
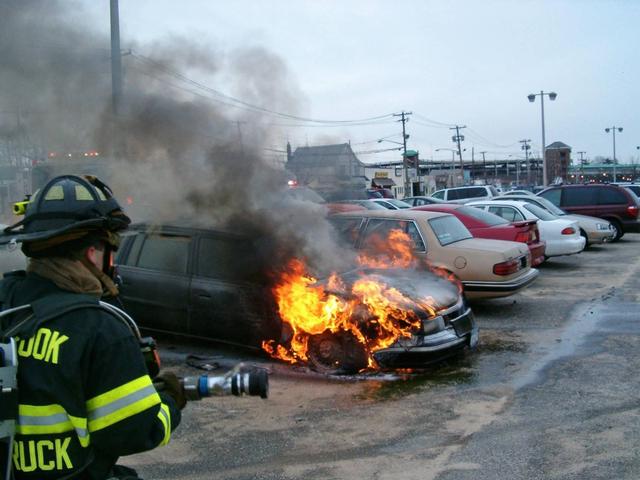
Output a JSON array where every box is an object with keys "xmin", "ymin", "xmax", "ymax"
[
  {"xmin": 136, "ymin": 234, "xmax": 190, "ymax": 275},
  {"xmin": 428, "ymin": 216, "xmax": 472, "ymax": 246},
  {"xmin": 563, "ymin": 187, "xmax": 598, "ymax": 207},
  {"xmin": 598, "ymin": 187, "xmax": 627, "ymax": 205},
  {"xmin": 539, "ymin": 188, "xmax": 562, "ymax": 206},
  {"xmin": 432, "ymin": 190, "xmax": 445, "ymax": 200},
  {"xmin": 121, "ymin": 233, "xmax": 144, "ymax": 266},
  {"xmin": 447, "ymin": 189, "xmax": 461, "ymax": 201},
  {"xmin": 197, "ymin": 236, "xmax": 255, "ymax": 281}
]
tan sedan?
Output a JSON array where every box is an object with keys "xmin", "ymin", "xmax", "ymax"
[{"xmin": 330, "ymin": 209, "xmax": 539, "ymax": 299}]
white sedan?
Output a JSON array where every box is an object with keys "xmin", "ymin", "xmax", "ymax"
[{"xmin": 467, "ymin": 200, "xmax": 586, "ymax": 258}]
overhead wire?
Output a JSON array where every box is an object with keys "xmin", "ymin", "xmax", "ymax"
[{"xmin": 128, "ymin": 52, "xmax": 396, "ymax": 125}]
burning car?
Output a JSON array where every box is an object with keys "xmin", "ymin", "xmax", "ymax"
[{"xmin": 115, "ymin": 224, "xmax": 477, "ymax": 373}]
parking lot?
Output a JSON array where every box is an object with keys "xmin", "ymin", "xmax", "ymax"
[{"xmin": 120, "ymin": 234, "xmax": 640, "ymax": 480}]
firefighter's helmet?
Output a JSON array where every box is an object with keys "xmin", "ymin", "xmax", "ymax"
[{"xmin": 0, "ymin": 175, "xmax": 131, "ymax": 250}]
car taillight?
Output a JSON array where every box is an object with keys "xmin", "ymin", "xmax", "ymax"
[
  {"xmin": 627, "ymin": 205, "xmax": 639, "ymax": 218},
  {"xmin": 493, "ymin": 259, "xmax": 520, "ymax": 276},
  {"xmin": 514, "ymin": 231, "xmax": 528, "ymax": 243},
  {"xmin": 561, "ymin": 227, "xmax": 575, "ymax": 235}
]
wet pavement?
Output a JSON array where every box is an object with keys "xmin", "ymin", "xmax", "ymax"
[{"xmin": 118, "ymin": 234, "xmax": 640, "ymax": 479}]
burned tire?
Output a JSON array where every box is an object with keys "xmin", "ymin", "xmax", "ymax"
[{"xmin": 307, "ymin": 331, "xmax": 368, "ymax": 374}]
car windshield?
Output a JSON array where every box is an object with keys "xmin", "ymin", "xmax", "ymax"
[
  {"xmin": 524, "ymin": 203, "xmax": 557, "ymax": 221},
  {"xmin": 528, "ymin": 196, "xmax": 566, "ymax": 216},
  {"xmin": 457, "ymin": 206, "xmax": 509, "ymax": 226},
  {"xmin": 387, "ymin": 199, "xmax": 411, "ymax": 209},
  {"xmin": 428, "ymin": 215, "xmax": 473, "ymax": 246}
]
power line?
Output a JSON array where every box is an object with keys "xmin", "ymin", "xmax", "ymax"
[{"xmin": 128, "ymin": 52, "xmax": 396, "ymax": 125}]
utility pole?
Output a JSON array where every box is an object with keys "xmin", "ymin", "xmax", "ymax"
[
  {"xmin": 450, "ymin": 125, "xmax": 466, "ymax": 176},
  {"xmin": 520, "ymin": 139, "xmax": 531, "ymax": 185},
  {"xmin": 471, "ymin": 147, "xmax": 475, "ymax": 183},
  {"xmin": 480, "ymin": 151, "xmax": 487, "ymax": 183},
  {"xmin": 393, "ymin": 111, "xmax": 412, "ymax": 196},
  {"xmin": 577, "ymin": 151, "xmax": 586, "ymax": 181},
  {"xmin": 110, "ymin": 0, "xmax": 123, "ymax": 117}
]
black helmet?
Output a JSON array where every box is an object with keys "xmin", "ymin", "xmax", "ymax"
[{"xmin": 1, "ymin": 175, "xmax": 131, "ymax": 248}]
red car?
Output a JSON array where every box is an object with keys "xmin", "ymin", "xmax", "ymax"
[{"xmin": 411, "ymin": 204, "xmax": 546, "ymax": 267}]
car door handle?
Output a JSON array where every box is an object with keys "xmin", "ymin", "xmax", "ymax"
[{"xmin": 197, "ymin": 293, "xmax": 211, "ymax": 299}]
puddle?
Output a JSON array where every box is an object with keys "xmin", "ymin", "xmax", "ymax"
[{"xmin": 353, "ymin": 356, "xmax": 477, "ymax": 401}]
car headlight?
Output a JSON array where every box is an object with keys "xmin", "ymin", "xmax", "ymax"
[{"xmin": 596, "ymin": 223, "xmax": 611, "ymax": 231}]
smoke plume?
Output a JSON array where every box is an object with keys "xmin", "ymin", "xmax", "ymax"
[{"xmin": 0, "ymin": 0, "xmax": 353, "ymax": 274}]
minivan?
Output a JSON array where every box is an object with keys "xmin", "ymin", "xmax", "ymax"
[{"xmin": 431, "ymin": 185, "xmax": 500, "ymax": 204}]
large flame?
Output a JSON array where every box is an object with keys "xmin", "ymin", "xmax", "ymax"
[
  {"xmin": 262, "ymin": 229, "xmax": 452, "ymax": 370},
  {"xmin": 262, "ymin": 258, "xmax": 437, "ymax": 368}
]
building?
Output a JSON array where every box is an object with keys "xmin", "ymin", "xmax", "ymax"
[
  {"xmin": 546, "ymin": 141, "xmax": 571, "ymax": 184},
  {"xmin": 286, "ymin": 143, "xmax": 370, "ymax": 199}
]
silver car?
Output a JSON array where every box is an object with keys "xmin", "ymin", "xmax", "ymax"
[{"xmin": 492, "ymin": 195, "xmax": 615, "ymax": 245}]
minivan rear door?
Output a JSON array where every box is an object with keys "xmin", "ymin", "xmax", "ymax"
[{"xmin": 189, "ymin": 234, "xmax": 280, "ymax": 346}]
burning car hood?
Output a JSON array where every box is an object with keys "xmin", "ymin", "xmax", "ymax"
[{"xmin": 322, "ymin": 267, "xmax": 461, "ymax": 313}]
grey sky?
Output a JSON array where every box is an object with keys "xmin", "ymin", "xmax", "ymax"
[{"xmin": 83, "ymin": 0, "xmax": 639, "ymax": 165}]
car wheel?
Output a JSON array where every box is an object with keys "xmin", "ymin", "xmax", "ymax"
[
  {"xmin": 579, "ymin": 229, "xmax": 590, "ymax": 248},
  {"xmin": 609, "ymin": 220, "xmax": 624, "ymax": 242},
  {"xmin": 307, "ymin": 331, "xmax": 368, "ymax": 374}
]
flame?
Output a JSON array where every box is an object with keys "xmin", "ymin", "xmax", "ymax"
[
  {"xmin": 262, "ymin": 258, "xmax": 438, "ymax": 370},
  {"xmin": 262, "ymin": 228, "xmax": 466, "ymax": 370}
]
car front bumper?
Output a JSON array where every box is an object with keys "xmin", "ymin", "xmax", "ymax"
[
  {"xmin": 462, "ymin": 267, "xmax": 539, "ymax": 299},
  {"xmin": 586, "ymin": 228, "xmax": 616, "ymax": 244},
  {"xmin": 373, "ymin": 303, "xmax": 478, "ymax": 368}
]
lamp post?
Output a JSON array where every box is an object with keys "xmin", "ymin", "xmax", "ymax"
[
  {"xmin": 604, "ymin": 126, "xmax": 623, "ymax": 182},
  {"xmin": 528, "ymin": 90, "xmax": 557, "ymax": 187},
  {"xmin": 436, "ymin": 148, "xmax": 458, "ymax": 186}
]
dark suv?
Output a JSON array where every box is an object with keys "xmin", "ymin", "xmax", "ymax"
[{"xmin": 538, "ymin": 184, "xmax": 640, "ymax": 241}]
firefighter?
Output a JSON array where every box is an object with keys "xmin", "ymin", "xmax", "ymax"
[{"xmin": 0, "ymin": 175, "xmax": 185, "ymax": 480}]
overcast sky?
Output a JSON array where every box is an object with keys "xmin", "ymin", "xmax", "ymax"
[{"xmin": 83, "ymin": 0, "xmax": 639, "ymax": 165}]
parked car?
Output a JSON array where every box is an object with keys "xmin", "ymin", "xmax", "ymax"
[
  {"xmin": 329, "ymin": 209, "xmax": 539, "ymax": 299},
  {"xmin": 502, "ymin": 190, "xmax": 536, "ymax": 196},
  {"xmin": 431, "ymin": 185, "xmax": 500, "ymax": 204},
  {"xmin": 468, "ymin": 200, "xmax": 585, "ymax": 259},
  {"xmin": 367, "ymin": 188, "xmax": 394, "ymax": 199},
  {"xmin": 403, "ymin": 196, "xmax": 446, "ymax": 206},
  {"xmin": 370, "ymin": 198, "xmax": 412, "ymax": 210},
  {"xmin": 493, "ymin": 194, "xmax": 615, "ymax": 245},
  {"xmin": 332, "ymin": 200, "xmax": 387, "ymax": 210},
  {"xmin": 115, "ymin": 223, "xmax": 477, "ymax": 372},
  {"xmin": 537, "ymin": 184, "xmax": 640, "ymax": 241},
  {"xmin": 411, "ymin": 204, "xmax": 546, "ymax": 267}
]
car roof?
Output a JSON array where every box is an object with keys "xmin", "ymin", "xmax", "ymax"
[
  {"xmin": 332, "ymin": 209, "xmax": 451, "ymax": 221},
  {"xmin": 467, "ymin": 199, "xmax": 531, "ymax": 208},
  {"xmin": 411, "ymin": 203, "xmax": 461, "ymax": 211},
  {"xmin": 128, "ymin": 222, "xmax": 243, "ymax": 238}
]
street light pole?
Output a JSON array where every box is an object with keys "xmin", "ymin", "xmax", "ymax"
[
  {"xmin": 605, "ymin": 126, "xmax": 623, "ymax": 182},
  {"xmin": 528, "ymin": 90, "xmax": 557, "ymax": 187}
]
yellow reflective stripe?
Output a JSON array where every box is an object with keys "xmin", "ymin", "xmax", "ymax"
[
  {"xmin": 87, "ymin": 376, "xmax": 153, "ymax": 411},
  {"xmin": 16, "ymin": 405, "xmax": 90, "ymax": 446},
  {"xmin": 86, "ymin": 376, "xmax": 161, "ymax": 432},
  {"xmin": 157, "ymin": 403, "xmax": 171, "ymax": 446}
]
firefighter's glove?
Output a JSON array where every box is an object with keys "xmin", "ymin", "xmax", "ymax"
[{"xmin": 156, "ymin": 371, "xmax": 187, "ymax": 410}]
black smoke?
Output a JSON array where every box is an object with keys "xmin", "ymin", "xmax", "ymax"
[{"xmin": 0, "ymin": 0, "xmax": 353, "ymax": 274}]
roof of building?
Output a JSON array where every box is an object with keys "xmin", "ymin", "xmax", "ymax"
[
  {"xmin": 288, "ymin": 143, "xmax": 366, "ymax": 167},
  {"xmin": 546, "ymin": 141, "xmax": 572, "ymax": 150}
]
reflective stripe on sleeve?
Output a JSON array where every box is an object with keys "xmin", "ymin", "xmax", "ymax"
[
  {"xmin": 17, "ymin": 404, "xmax": 90, "ymax": 447},
  {"xmin": 86, "ymin": 375, "xmax": 161, "ymax": 432},
  {"xmin": 157, "ymin": 403, "xmax": 171, "ymax": 446}
]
